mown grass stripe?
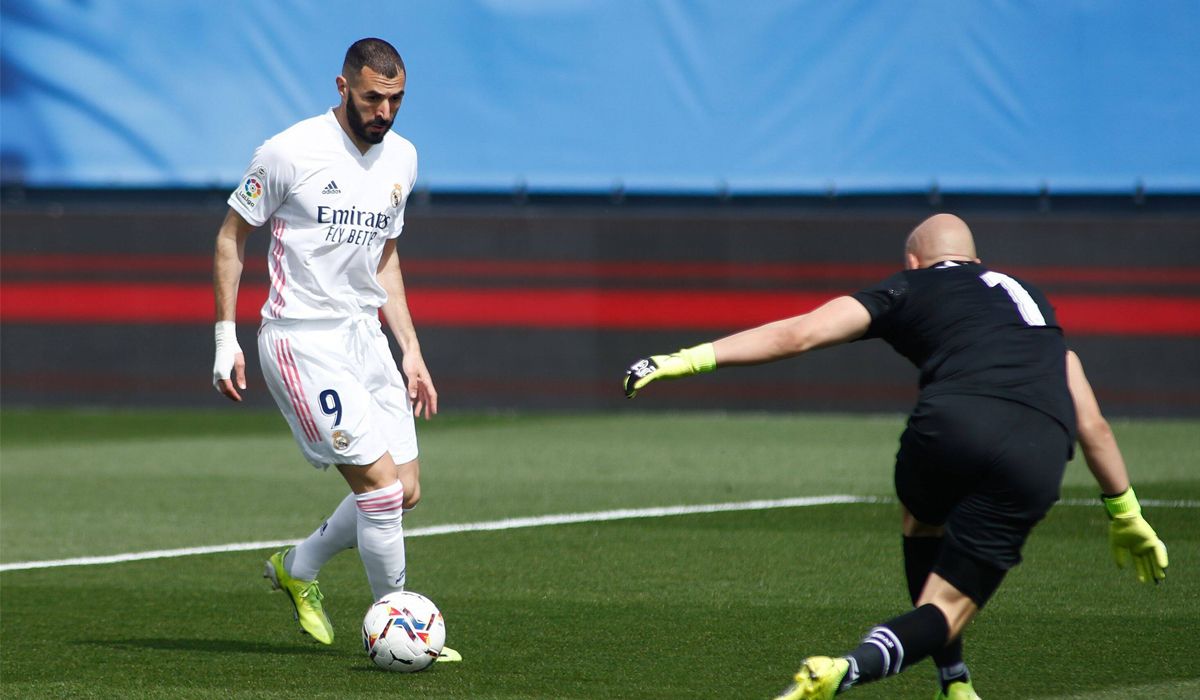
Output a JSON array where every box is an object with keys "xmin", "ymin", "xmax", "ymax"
[{"xmin": 2, "ymin": 495, "xmax": 1192, "ymax": 573}]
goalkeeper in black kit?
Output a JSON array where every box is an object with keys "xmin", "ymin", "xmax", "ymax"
[{"xmin": 622, "ymin": 214, "xmax": 1168, "ymax": 700}]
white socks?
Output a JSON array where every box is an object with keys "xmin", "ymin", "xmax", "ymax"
[
  {"xmin": 284, "ymin": 481, "xmax": 408, "ymax": 602},
  {"xmin": 354, "ymin": 481, "xmax": 407, "ymax": 601},
  {"xmin": 287, "ymin": 493, "xmax": 358, "ymax": 581}
]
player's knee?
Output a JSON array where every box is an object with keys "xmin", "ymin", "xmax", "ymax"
[
  {"xmin": 932, "ymin": 552, "xmax": 1006, "ymax": 610},
  {"xmin": 927, "ymin": 596, "xmax": 975, "ymax": 640},
  {"xmin": 395, "ymin": 458, "xmax": 420, "ymax": 509},
  {"xmin": 338, "ymin": 460, "xmax": 399, "ymax": 494},
  {"xmin": 902, "ymin": 508, "xmax": 944, "ymax": 537},
  {"xmin": 402, "ymin": 481, "xmax": 421, "ymax": 509},
  {"xmin": 917, "ymin": 573, "xmax": 982, "ymax": 639}
]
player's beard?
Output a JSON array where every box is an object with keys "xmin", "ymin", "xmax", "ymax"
[{"xmin": 346, "ymin": 89, "xmax": 393, "ymax": 145}]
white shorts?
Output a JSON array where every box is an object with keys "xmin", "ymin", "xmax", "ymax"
[{"xmin": 258, "ymin": 315, "xmax": 418, "ymax": 470}]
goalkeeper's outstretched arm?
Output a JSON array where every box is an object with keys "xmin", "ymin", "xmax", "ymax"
[
  {"xmin": 623, "ymin": 296, "xmax": 871, "ymax": 398},
  {"xmin": 1066, "ymin": 349, "xmax": 1168, "ymax": 584}
]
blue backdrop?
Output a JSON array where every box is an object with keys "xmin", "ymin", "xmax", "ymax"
[{"xmin": 2, "ymin": 0, "xmax": 1198, "ymax": 194}]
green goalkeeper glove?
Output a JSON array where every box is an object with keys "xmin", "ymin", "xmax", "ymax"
[
  {"xmin": 1102, "ymin": 487, "xmax": 1168, "ymax": 584},
  {"xmin": 623, "ymin": 343, "xmax": 717, "ymax": 398}
]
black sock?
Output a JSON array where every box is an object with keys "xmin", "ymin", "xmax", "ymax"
[
  {"xmin": 902, "ymin": 535, "xmax": 942, "ymax": 604},
  {"xmin": 937, "ymin": 656, "xmax": 970, "ymax": 691},
  {"xmin": 933, "ymin": 637, "xmax": 966, "ymax": 685},
  {"xmin": 842, "ymin": 604, "xmax": 950, "ymax": 690},
  {"xmin": 903, "ymin": 536, "xmax": 967, "ymax": 687}
]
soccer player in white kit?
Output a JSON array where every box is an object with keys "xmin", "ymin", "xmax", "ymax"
[{"xmin": 212, "ymin": 38, "xmax": 456, "ymax": 659}]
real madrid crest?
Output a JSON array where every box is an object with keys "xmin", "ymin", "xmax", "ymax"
[
  {"xmin": 390, "ymin": 183, "xmax": 404, "ymax": 209},
  {"xmin": 332, "ymin": 430, "xmax": 350, "ymax": 451}
]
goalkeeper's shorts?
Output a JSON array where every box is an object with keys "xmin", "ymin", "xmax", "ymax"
[
  {"xmin": 258, "ymin": 314, "xmax": 418, "ymax": 470},
  {"xmin": 895, "ymin": 394, "xmax": 1071, "ymax": 573}
]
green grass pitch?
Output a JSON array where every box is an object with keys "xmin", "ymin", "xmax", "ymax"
[{"xmin": 2, "ymin": 410, "xmax": 1197, "ymax": 698}]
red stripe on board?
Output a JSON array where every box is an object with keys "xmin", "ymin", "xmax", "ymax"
[
  {"xmin": 4, "ymin": 253, "xmax": 1200, "ymax": 286},
  {"xmin": 0, "ymin": 283, "xmax": 268, "ymax": 323},
  {"xmin": 1, "ymin": 282, "xmax": 1198, "ymax": 336}
]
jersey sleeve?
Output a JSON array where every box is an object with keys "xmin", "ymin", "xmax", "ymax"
[
  {"xmin": 387, "ymin": 142, "xmax": 419, "ymax": 240},
  {"xmin": 227, "ymin": 139, "xmax": 295, "ymax": 227},
  {"xmin": 850, "ymin": 271, "xmax": 908, "ymax": 339},
  {"xmin": 409, "ymin": 145, "xmax": 419, "ymax": 190}
]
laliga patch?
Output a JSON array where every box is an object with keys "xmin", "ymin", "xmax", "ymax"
[
  {"xmin": 235, "ymin": 166, "xmax": 267, "ymax": 209},
  {"xmin": 331, "ymin": 430, "xmax": 350, "ymax": 451},
  {"xmin": 390, "ymin": 183, "xmax": 404, "ymax": 209}
]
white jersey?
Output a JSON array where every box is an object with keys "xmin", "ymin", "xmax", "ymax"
[{"xmin": 228, "ymin": 110, "xmax": 418, "ymax": 322}]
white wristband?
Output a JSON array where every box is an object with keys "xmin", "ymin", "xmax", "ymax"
[
  {"xmin": 212, "ymin": 321, "xmax": 243, "ymax": 388},
  {"xmin": 215, "ymin": 321, "xmax": 240, "ymax": 348}
]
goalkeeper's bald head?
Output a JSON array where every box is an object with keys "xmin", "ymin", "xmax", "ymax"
[{"xmin": 904, "ymin": 214, "xmax": 980, "ymax": 270}]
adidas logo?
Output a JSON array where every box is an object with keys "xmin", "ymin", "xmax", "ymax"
[{"xmin": 322, "ymin": 180, "xmax": 341, "ymax": 195}]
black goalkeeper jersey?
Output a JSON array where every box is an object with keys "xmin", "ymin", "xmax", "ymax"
[{"xmin": 852, "ymin": 260, "xmax": 1076, "ymax": 440}]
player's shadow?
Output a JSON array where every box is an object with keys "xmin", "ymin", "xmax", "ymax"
[
  {"xmin": 89, "ymin": 638, "xmax": 336, "ymax": 655},
  {"xmin": 347, "ymin": 665, "xmax": 439, "ymax": 674}
]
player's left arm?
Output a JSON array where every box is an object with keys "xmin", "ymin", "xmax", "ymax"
[
  {"xmin": 377, "ymin": 238, "xmax": 437, "ymax": 419},
  {"xmin": 624, "ymin": 295, "xmax": 872, "ymax": 397},
  {"xmin": 1067, "ymin": 349, "xmax": 1167, "ymax": 583}
]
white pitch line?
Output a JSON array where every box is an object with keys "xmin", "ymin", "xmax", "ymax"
[
  {"xmin": 0, "ymin": 495, "xmax": 877, "ymax": 572},
  {"xmin": 1059, "ymin": 498, "xmax": 1200, "ymax": 508},
  {"xmin": 1, "ymin": 495, "xmax": 1194, "ymax": 573}
]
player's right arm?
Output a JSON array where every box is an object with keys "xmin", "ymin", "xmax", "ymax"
[
  {"xmin": 1067, "ymin": 349, "xmax": 1168, "ymax": 583},
  {"xmin": 710, "ymin": 295, "xmax": 872, "ymax": 365},
  {"xmin": 623, "ymin": 295, "xmax": 871, "ymax": 398},
  {"xmin": 212, "ymin": 209, "xmax": 256, "ymax": 402}
]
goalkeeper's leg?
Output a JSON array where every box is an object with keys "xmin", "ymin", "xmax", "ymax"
[
  {"xmin": 904, "ymin": 534, "xmax": 972, "ymax": 694},
  {"xmin": 775, "ymin": 599, "xmax": 960, "ymax": 700},
  {"xmin": 837, "ymin": 573, "xmax": 984, "ymax": 693}
]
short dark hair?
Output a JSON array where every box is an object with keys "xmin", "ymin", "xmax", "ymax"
[{"xmin": 342, "ymin": 38, "xmax": 405, "ymax": 80}]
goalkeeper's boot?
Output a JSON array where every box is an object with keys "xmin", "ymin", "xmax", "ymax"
[
  {"xmin": 437, "ymin": 646, "xmax": 463, "ymax": 662},
  {"xmin": 935, "ymin": 680, "xmax": 982, "ymax": 700},
  {"xmin": 772, "ymin": 656, "xmax": 850, "ymax": 700},
  {"xmin": 931, "ymin": 681, "xmax": 979, "ymax": 696},
  {"xmin": 264, "ymin": 548, "xmax": 334, "ymax": 645}
]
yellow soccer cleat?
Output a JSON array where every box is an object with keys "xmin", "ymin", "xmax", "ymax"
[
  {"xmin": 773, "ymin": 656, "xmax": 850, "ymax": 700},
  {"xmin": 436, "ymin": 646, "xmax": 463, "ymax": 662},
  {"xmin": 935, "ymin": 679, "xmax": 982, "ymax": 700},
  {"xmin": 264, "ymin": 548, "xmax": 334, "ymax": 645}
]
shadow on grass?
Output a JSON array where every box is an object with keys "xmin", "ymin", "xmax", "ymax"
[{"xmin": 89, "ymin": 638, "xmax": 337, "ymax": 656}]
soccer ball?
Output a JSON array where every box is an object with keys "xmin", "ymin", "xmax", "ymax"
[{"xmin": 361, "ymin": 591, "xmax": 446, "ymax": 672}]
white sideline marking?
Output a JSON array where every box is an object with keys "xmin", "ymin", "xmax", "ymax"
[{"xmin": 1, "ymin": 495, "xmax": 1194, "ymax": 573}]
